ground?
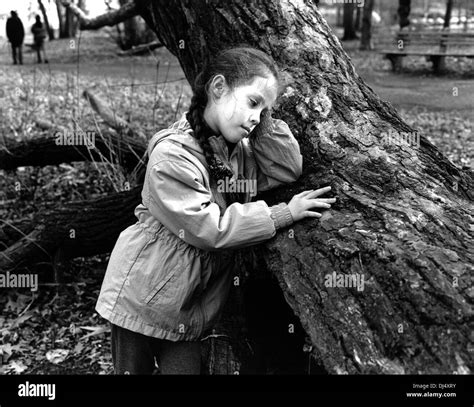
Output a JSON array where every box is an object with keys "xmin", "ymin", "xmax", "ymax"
[{"xmin": 0, "ymin": 27, "xmax": 472, "ymax": 375}]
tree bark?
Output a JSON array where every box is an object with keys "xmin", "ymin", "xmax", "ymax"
[
  {"xmin": 360, "ymin": 0, "xmax": 375, "ymax": 50},
  {"xmin": 38, "ymin": 0, "xmax": 55, "ymax": 40},
  {"xmin": 133, "ymin": 0, "xmax": 473, "ymax": 374}
]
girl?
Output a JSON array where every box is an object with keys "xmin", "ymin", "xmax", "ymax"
[{"xmin": 95, "ymin": 46, "xmax": 336, "ymax": 375}]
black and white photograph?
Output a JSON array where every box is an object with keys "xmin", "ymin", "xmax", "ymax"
[{"xmin": 0, "ymin": 0, "xmax": 472, "ymax": 402}]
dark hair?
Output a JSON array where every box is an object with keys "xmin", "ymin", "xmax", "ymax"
[{"xmin": 186, "ymin": 46, "xmax": 280, "ymax": 206}]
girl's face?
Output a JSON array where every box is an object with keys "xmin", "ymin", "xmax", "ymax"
[{"xmin": 203, "ymin": 74, "xmax": 278, "ymax": 145}]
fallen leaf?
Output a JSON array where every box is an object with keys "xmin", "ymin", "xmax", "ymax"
[
  {"xmin": 74, "ymin": 342, "xmax": 85, "ymax": 354},
  {"xmin": 11, "ymin": 310, "xmax": 35, "ymax": 329},
  {"xmin": 4, "ymin": 360, "xmax": 28, "ymax": 374},
  {"xmin": 79, "ymin": 325, "xmax": 110, "ymax": 341},
  {"xmin": 45, "ymin": 348, "xmax": 69, "ymax": 364},
  {"xmin": 0, "ymin": 343, "xmax": 13, "ymax": 363}
]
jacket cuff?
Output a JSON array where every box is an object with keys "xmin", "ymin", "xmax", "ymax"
[{"xmin": 269, "ymin": 203, "xmax": 294, "ymax": 230}]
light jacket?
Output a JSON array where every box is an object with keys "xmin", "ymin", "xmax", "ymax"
[{"xmin": 95, "ymin": 112, "xmax": 303, "ymax": 341}]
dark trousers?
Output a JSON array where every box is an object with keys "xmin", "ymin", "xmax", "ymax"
[
  {"xmin": 111, "ymin": 324, "xmax": 201, "ymax": 375},
  {"xmin": 34, "ymin": 41, "xmax": 47, "ymax": 63},
  {"xmin": 11, "ymin": 44, "xmax": 22, "ymax": 65}
]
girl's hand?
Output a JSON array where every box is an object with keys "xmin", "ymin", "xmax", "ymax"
[
  {"xmin": 248, "ymin": 109, "xmax": 273, "ymax": 139},
  {"xmin": 288, "ymin": 186, "xmax": 336, "ymax": 222}
]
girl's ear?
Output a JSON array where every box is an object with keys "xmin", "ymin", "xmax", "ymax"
[{"xmin": 209, "ymin": 74, "xmax": 228, "ymax": 101}]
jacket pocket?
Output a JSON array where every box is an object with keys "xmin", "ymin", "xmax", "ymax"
[{"xmin": 143, "ymin": 261, "xmax": 181, "ymax": 305}]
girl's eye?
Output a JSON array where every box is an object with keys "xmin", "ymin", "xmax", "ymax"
[{"xmin": 249, "ymin": 99, "xmax": 258, "ymax": 107}]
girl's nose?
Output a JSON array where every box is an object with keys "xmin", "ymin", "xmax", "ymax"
[{"xmin": 250, "ymin": 112, "xmax": 260, "ymax": 126}]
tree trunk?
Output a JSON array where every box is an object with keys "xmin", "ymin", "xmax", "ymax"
[
  {"xmin": 112, "ymin": 0, "xmax": 157, "ymax": 50},
  {"xmin": 342, "ymin": 3, "xmax": 358, "ymax": 40},
  {"xmin": 58, "ymin": 0, "xmax": 83, "ymax": 38},
  {"xmin": 0, "ymin": 123, "xmax": 145, "ymax": 173},
  {"xmin": 0, "ymin": 187, "xmax": 141, "ymax": 274},
  {"xmin": 133, "ymin": 0, "xmax": 473, "ymax": 374},
  {"xmin": 56, "ymin": 0, "xmax": 67, "ymax": 38},
  {"xmin": 360, "ymin": 0, "xmax": 375, "ymax": 50},
  {"xmin": 38, "ymin": 0, "xmax": 55, "ymax": 40},
  {"xmin": 464, "ymin": 7, "xmax": 469, "ymax": 32},
  {"xmin": 116, "ymin": 40, "xmax": 163, "ymax": 56},
  {"xmin": 354, "ymin": 5, "xmax": 362, "ymax": 32},
  {"xmin": 444, "ymin": 0, "xmax": 454, "ymax": 29},
  {"xmin": 336, "ymin": 5, "xmax": 343, "ymax": 27},
  {"xmin": 398, "ymin": 0, "xmax": 411, "ymax": 29},
  {"xmin": 118, "ymin": 0, "xmax": 140, "ymax": 49},
  {"xmin": 65, "ymin": 6, "xmax": 76, "ymax": 38}
]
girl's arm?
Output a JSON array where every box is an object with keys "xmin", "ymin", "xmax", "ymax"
[
  {"xmin": 248, "ymin": 110, "xmax": 303, "ymax": 192},
  {"xmin": 144, "ymin": 157, "xmax": 293, "ymax": 252}
]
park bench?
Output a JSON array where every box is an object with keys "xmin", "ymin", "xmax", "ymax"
[{"xmin": 377, "ymin": 29, "xmax": 474, "ymax": 74}]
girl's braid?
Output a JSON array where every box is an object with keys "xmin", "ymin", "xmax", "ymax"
[{"xmin": 186, "ymin": 84, "xmax": 247, "ymax": 205}]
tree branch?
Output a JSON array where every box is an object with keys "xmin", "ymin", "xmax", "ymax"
[
  {"xmin": 116, "ymin": 40, "xmax": 163, "ymax": 56},
  {"xmin": 82, "ymin": 89, "xmax": 146, "ymax": 142},
  {"xmin": 61, "ymin": 0, "xmax": 144, "ymax": 30},
  {"xmin": 0, "ymin": 187, "xmax": 142, "ymax": 273},
  {"xmin": 0, "ymin": 118, "xmax": 146, "ymax": 172}
]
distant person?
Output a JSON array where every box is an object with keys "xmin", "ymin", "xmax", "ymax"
[
  {"xmin": 31, "ymin": 15, "xmax": 48, "ymax": 63},
  {"xmin": 6, "ymin": 11, "xmax": 25, "ymax": 65}
]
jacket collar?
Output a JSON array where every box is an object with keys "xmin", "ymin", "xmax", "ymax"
[{"xmin": 148, "ymin": 111, "xmax": 238, "ymax": 175}]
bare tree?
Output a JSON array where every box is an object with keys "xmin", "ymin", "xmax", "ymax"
[
  {"xmin": 398, "ymin": 0, "xmax": 411, "ymax": 29},
  {"xmin": 342, "ymin": 3, "xmax": 358, "ymax": 40},
  {"xmin": 38, "ymin": 0, "xmax": 55, "ymax": 40},
  {"xmin": 354, "ymin": 5, "xmax": 362, "ymax": 32},
  {"xmin": 56, "ymin": 0, "xmax": 84, "ymax": 38},
  {"xmin": 118, "ymin": 0, "xmax": 140, "ymax": 49},
  {"xmin": 444, "ymin": 0, "xmax": 454, "ymax": 29},
  {"xmin": 360, "ymin": 0, "xmax": 375, "ymax": 50}
]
